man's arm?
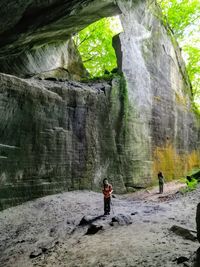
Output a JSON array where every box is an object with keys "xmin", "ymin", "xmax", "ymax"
[{"xmin": 109, "ymin": 185, "xmax": 113, "ymax": 194}]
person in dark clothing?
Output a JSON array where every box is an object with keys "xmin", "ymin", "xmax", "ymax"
[
  {"xmin": 102, "ymin": 178, "xmax": 113, "ymax": 215},
  {"xmin": 158, "ymin": 171, "xmax": 164, "ymax": 194}
]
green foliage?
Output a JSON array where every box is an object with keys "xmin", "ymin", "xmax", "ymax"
[
  {"xmin": 157, "ymin": 0, "xmax": 200, "ymax": 112},
  {"xmin": 158, "ymin": 0, "xmax": 200, "ymax": 38},
  {"xmin": 184, "ymin": 45, "xmax": 200, "ymax": 107},
  {"xmin": 73, "ymin": 16, "xmax": 123, "ymax": 77},
  {"xmin": 180, "ymin": 177, "xmax": 198, "ymax": 194},
  {"xmin": 187, "ymin": 178, "xmax": 198, "ymax": 190}
]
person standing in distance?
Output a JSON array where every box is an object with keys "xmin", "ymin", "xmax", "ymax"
[
  {"xmin": 102, "ymin": 178, "xmax": 113, "ymax": 215},
  {"xmin": 158, "ymin": 171, "xmax": 164, "ymax": 194}
]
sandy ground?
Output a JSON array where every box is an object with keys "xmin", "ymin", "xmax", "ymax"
[{"xmin": 0, "ymin": 181, "xmax": 199, "ymax": 267}]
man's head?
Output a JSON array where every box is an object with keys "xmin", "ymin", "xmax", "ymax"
[{"xmin": 103, "ymin": 178, "xmax": 108, "ymax": 185}]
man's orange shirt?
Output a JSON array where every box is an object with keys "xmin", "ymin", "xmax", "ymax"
[{"xmin": 102, "ymin": 184, "xmax": 113, "ymax": 198}]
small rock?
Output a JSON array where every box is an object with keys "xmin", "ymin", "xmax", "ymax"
[
  {"xmin": 109, "ymin": 222, "xmax": 118, "ymax": 227},
  {"xmin": 131, "ymin": 212, "xmax": 138, "ymax": 216},
  {"xmin": 183, "ymin": 262, "xmax": 190, "ymax": 267},
  {"xmin": 111, "ymin": 214, "xmax": 132, "ymax": 225},
  {"xmin": 127, "ymin": 187, "xmax": 136, "ymax": 193},
  {"xmin": 143, "ymin": 220, "xmax": 150, "ymax": 223},
  {"xmin": 79, "ymin": 216, "xmax": 93, "ymax": 226},
  {"xmin": 49, "ymin": 227, "xmax": 57, "ymax": 237},
  {"xmin": 85, "ymin": 224, "xmax": 103, "ymax": 235},
  {"xmin": 173, "ymin": 256, "xmax": 189, "ymax": 264},
  {"xmin": 16, "ymin": 239, "xmax": 26, "ymax": 244},
  {"xmin": 30, "ymin": 248, "xmax": 42, "ymax": 259}
]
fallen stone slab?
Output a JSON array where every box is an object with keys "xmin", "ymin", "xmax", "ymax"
[{"xmin": 170, "ymin": 225, "xmax": 197, "ymax": 241}]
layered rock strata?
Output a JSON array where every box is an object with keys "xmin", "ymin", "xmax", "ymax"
[{"xmin": 0, "ymin": 0, "xmax": 199, "ymax": 209}]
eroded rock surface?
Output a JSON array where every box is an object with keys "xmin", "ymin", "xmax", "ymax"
[
  {"xmin": 0, "ymin": 0, "xmax": 199, "ymax": 208},
  {"xmin": 0, "ymin": 0, "xmax": 120, "ymax": 77}
]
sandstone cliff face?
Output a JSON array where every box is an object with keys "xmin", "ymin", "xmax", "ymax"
[
  {"xmin": 0, "ymin": 0, "xmax": 120, "ymax": 78},
  {"xmin": 117, "ymin": 0, "xmax": 200, "ymax": 182},
  {"xmin": 0, "ymin": 74, "xmax": 128, "ymax": 209},
  {"xmin": 0, "ymin": 39, "xmax": 88, "ymax": 80},
  {"xmin": 0, "ymin": 0, "xmax": 199, "ymax": 209}
]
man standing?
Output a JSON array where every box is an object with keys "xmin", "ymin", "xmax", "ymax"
[
  {"xmin": 158, "ymin": 171, "xmax": 164, "ymax": 194},
  {"xmin": 102, "ymin": 178, "xmax": 113, "ymax": 215}
]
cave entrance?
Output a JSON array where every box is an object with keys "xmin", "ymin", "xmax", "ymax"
[{"xmin": 73, "ymin": 16, "xmax": 123, "ymax": 78}]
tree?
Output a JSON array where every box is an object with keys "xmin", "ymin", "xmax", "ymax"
[
  {"xmin": 73, "ymin": 16, "xmax": 123, "ymax": 77},
  {"xmin": 158, "ymin": 0, "xmax": 200, "ymax": 110}
]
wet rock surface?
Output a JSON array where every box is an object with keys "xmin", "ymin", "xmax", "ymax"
[{"xmin": 0, "ymin": 74, "xmax": 128, "ymax": 209}]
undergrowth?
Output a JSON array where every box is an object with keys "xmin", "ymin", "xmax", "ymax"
[{"xmin": 179, "ymin": 178, "xmax": 198, "ymax": 194}]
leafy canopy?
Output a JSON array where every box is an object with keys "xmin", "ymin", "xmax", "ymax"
[
  {"xmin": 73, "ymin": 16, "xmax": 123, "ymax": 78},
  {"xmin": 158, "ymin": 0, "xmax": 200, "ymax": 109}
]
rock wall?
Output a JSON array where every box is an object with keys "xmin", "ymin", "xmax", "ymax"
[
  {"xmin": 0, "ymin": 39, "xmax": 88, "ymax": 80},
  {"xmin": 0, "ymin": 0, "xmax": 199, "ymax": 209},
  {"xmin": 0, "ymin": 74, "xmax": 128, "ymax": 209},
  {"xmin": 0, "ymin": 0, "xmax": 120, "ymax": 77},
  {"xmin": 117, "ymin": 0, "xmax": 200, "ymax": 182}
]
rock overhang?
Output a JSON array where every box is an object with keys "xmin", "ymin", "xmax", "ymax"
[{"xmin": 0, "ymin": 0, "xmax": 121, "ymax": 57}]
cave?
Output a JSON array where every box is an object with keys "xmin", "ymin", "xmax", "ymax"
[
  {"xmin": 0, "ymin": 0, "xmax": 199, "ymax": 211},
  {"xmin": 0, "ymin": 1, "xmax": 200, "ymax": 267}
]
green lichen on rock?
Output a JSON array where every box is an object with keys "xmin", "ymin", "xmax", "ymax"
[{"xmin": 111, "ymin": 74, "xmax": 129, "ymax": 153}]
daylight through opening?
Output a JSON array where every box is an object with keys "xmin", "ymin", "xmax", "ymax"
[{"xmin": 73, "ymin": 16, "xmax": 123, "ymax": 78}]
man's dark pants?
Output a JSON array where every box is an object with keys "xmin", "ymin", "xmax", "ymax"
[
  {"xmin": 159, "ymin": 182, "xmax": 164, "ymax": 193},
  {"xmin": 104, "ymin": 197, "xmax": 111, "ymax": 214}
]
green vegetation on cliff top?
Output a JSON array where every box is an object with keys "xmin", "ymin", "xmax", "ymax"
[
  {"xmin": 158, "ymin": 0, "xmax": 200, "ymax": 113},
  {"xmin": 74, "ymin": 2, "xmax": 200, "ymax": 114}
]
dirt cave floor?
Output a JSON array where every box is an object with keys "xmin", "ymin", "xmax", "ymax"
[{"xmin": 0, "ymin": 181, "xmax": 200, "ymax": 267}]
